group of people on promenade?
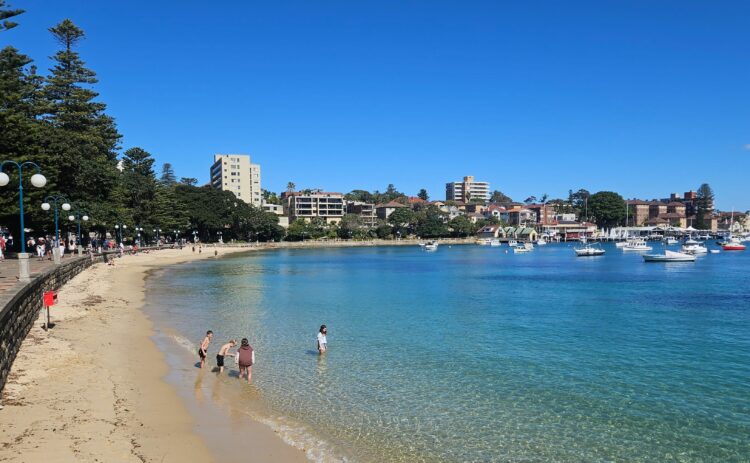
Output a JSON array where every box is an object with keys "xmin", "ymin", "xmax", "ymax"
[{"xmin": 197, "ymin": 324, "xmax": 328, "ymax": 383}]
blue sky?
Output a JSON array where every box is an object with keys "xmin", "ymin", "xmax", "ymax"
[{"xmin": 4, "ymin": 1, "xmax": 749, "ymax": 209}]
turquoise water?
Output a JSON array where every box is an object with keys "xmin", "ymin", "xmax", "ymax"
[{"xmin": 146, "ymin": 243, "xmax": 750, "ymax": 462}]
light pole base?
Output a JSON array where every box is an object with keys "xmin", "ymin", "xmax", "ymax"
[
  {"xmin": 53, "ymin": 247, "xmax": 61, "ymax": 265},
  {"xmin": 18, "ymin": 253, "xmax": 30, "ymax": 281}
]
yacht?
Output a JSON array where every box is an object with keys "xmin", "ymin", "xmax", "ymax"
[
  {"xmin": 681, "ymin": 242, "xmax": 708, "ymax": 254},
  {"xmin": 643, "ymin": 250, "xmax": 696, "ymax": 262},
  {"xmin": 574, "ymin": 243, "xmax": 605, "ymax": 257},
  {"xmin": 423, "ymin": 241, "xmax": 439, "ymax": 251},
  {"xmin": 722, "ymin": 237, "xmax": 746, "ymax": 251},
  {"xmin": 513, "ymin": 243, "xmax": 533, "ymax": 253},
  {"xmin": 621, "ymin": 239, "xmax": 652, "ymax": 252}
]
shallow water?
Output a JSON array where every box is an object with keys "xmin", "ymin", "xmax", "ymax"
[{"xmin": 145, "ymin": 243, "xmax": 750, "ymax": 462}]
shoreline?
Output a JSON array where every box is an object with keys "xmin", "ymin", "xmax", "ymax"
[{"xmin": 0, "ymin": 247, "xmax": 308, "ymax": 463}]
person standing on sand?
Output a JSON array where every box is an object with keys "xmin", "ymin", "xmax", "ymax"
[
  {"xmin": 216, "ymin": 339, "xmax": 236, "ymax": 373},
  {"xmin": 236, "ymin": 338, "xmax": 254, "ymax": 383},
  {"xmin": 198, "ymin": 330, "xmax": 213, "ymax": 368},
  {"xmin": 317, "ymin": 325, "xmax": 328, "ymax": 355}
]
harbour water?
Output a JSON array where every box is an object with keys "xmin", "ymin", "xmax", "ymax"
[{"xmin": 144, "ymin": 243, "xmax": 750, "ymax": 462}]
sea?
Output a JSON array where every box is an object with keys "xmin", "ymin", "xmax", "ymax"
[{"xmin": 143, "ymin": 242, "xmax": 750, "ymax": 462}]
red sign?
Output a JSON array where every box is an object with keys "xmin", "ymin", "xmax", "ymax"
[{"xmin": 43, "ymin": 291, "xmax": 57, "ymax": 307}]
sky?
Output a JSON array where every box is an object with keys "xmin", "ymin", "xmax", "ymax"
[{"xmin": 3, "ymin": 1, "xmax": 749, "ymax": 210}]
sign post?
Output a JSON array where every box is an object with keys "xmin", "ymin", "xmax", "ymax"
[{"xmin": 43, "ymin": 290, "xmax": 57, "ymax": 330}]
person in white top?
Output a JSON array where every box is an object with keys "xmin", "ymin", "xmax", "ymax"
[{"xmin": 317, "ymin": 325, "xmax": 327, "ymax": 355}]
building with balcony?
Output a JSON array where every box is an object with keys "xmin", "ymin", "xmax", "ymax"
[
  {"xmin": 209, "ymin": 154, "xmax": 262, "ymax": 207},
  {"xmin": 281, "ymin": 191, "xmax": 345, "ymax": 224},
  {"xmin": 445, "ymin": 176, "xmax": 490, "ymax": 203},
  {"xmin": 346, "ymin": 201, "xmax": 377, "ymax": 227}
]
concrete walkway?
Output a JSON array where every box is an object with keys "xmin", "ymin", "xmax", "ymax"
[{"xmin": 0, "ymin": 255, "xmax": 82, "ymax": 294}]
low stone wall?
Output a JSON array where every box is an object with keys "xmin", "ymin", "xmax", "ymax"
[{"xmin": 0, "ymin": 253, "xmax": 117, "ymax": 393}]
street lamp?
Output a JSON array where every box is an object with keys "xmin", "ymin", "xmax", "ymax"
[
  {"xmin": 114, "ymin": 224, "xmax": 127, "ymax": 244},
  {"xmin": 0, "ymin": 161, "xmax": 46, "ymax": 249},
  {"xmin": 41, "ymin": 195, "xmax": 71, "ymax": 264},
  {"xmin": 192, "ymin": 230, "xmax": 198, "ymax": 242},
  {"xmin": 67, "ymin": 210, "xmax": 90, "ymax": 253},
  {"xmin": 216, "ymin": 231, "xmax": 223, "ymax": 243},
  {"xmin": 0, "ymin": 160, "xmax": 46, "ymax": 280}
]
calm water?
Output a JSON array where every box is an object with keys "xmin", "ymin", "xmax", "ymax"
[{"xmin": 146, "ymin": 243, "xmax": 750, "ymax": 462}]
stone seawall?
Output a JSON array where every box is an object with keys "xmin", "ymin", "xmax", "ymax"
[{"xmin": 0, "ymin": 253, "xmax": 113, "ymax": 393}]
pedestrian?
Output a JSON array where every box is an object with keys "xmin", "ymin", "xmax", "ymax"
[
  {"xmin": 0, "ymin": 235, "xmax": 6, "ymax": 261},
  {"xmin": 216, "ymin": 339, "xmax": 236, "ymax": 373},
  {"xmin": 236, "ymin": 338, "xmax": 254, "ymax": 383},
  {"xmin": 198, "ymin": 330, "xmax": 213, "ymax": 368},
  {"xmin": 317, "ymin": 324, "xmax": 328, "ymax": 355}
]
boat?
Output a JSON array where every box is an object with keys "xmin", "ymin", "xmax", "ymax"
[
  {"xmin": 489, "ymin": 239, "xmax": 501, "ymax": 247},
  {"xmin": 574, "ymin": 243, "xmax": 605, "ymax": 257},
  {"xmin": 476, "ymin": 239, "xmax": 490, "ymax": 246},
  {"xmin": 513, "ymin": 243, "xmax": 532, "ymax": 253},
  {"xmin": 621, "ymin": 239, "xmax": 652, "ymax": 252},
  {"xmin": 508, "ymin": 240, "xmax": 518, "ymax": 247},
  {"xmin": 536, "ymin": 237, "xmax": 547, "ymax": 246},
  {"xmin": 643, "ymin": 250, "xmax": 696, "ymax": 262},
  {"xmin": 615, "ymin": 241, "xmax": 629, "ymax": 248},
  {"xmin": 710, "ymin": 249, "xmax": 720, "ymax": 254},
  {"xmin": 722, "ymin": 237, "xmax": 746, "ymax": 251},
  {"xmin": 721, "ymin": 210, "xmax": 746, "ymax": 251},
  {"xmin": 665, "ymin": 237, "xmax": 678, "ymax": 245},
  {"xmin": 423, "ymin": 241, "xmax": 439, "ymax": 251},
  {"xmin": 681, "ymin": 242, "xmax": 708, "ymax": 254}
]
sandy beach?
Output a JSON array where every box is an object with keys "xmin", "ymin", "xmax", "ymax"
[{"xmin": 0, "ymin": 247, "xmax": 309, "ymax": 463}]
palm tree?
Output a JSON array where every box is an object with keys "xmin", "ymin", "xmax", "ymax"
[{"xmin": 286, "ymin": 182, "xmax": 296, "ymax": 193}]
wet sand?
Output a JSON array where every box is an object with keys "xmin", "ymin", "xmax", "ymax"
[{"xmin": 0, "ymin": 247, "xmax": 309, "ymax": 463}]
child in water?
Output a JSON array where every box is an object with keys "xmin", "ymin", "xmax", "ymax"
[{"xmin": 317, "ymin": 325, "xmax": 327, "ymax": 355}]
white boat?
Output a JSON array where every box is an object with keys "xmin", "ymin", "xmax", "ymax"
[
  {"xmin": 489, "ymin": 239, "xmax": 501, "ymax": 247},
  {"xmin": 574, "ymin": 244, "xmax": 605, "ymax": 257},
  {"xmin": 536, "ymin": 237, "xmax": 547, "ymax": 246},
  {"xmin": 681, "ymin": 242, "xmax": 708, "ymax": 254},
  {"xmin": 710, "ymin": 249, "xmax": 720, "ymax": 254},
  {"xmin": 643, "ymin": 250, "xmax": 696, "ymax": 262},
  {"xmin": 621, "ymin": 239, "xmax": 652, "ymax": 252},
  {"xmin": 665, "ymin": 237, "xmax": 678, "ymax": 245},
  {"xmin": 423, "ymin": 241, "xmax": 439, "ymax": 251},
  {"xmin": 513, "ymin": 243, "xmax": 532, "ymax": 253},
  {"xmin": 615, "ymin": 241, "xmax": 629, "ymax": 248},
  {"xmin": 508, "ymin": 240, "xmax": 518, "ymax": 247},
  {"xmin": 476, "ymin": 239, "xmax": 491, "ymax": 246}
]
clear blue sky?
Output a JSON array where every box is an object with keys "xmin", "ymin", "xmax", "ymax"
[{"xmin": 5, "ymin": 1, "xmax": 750, "ymax": 210}]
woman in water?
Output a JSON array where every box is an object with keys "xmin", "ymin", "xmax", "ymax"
[{"xmin": 317, "ymin": 325, "xmax": 327, "ymax": 355}]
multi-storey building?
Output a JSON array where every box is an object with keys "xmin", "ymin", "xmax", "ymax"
[
  {"xmin": 209, "ymin": 154, "xmax": 262, "ymax": 207},
  {"xmin": 445, "ymin": 176, "xmax": 490, "ymax": 203},
  {"xmin": 281, "ymin": 191, "xmax": 345, "ymax": 224},
  {"xmin": 346, "ymin": 201, "xmax": 377, "ymax": 227}
]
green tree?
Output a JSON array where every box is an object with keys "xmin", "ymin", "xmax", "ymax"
[
  {"xmin": 286, "ymin": 181, "xmax": 296, "ymax": 193},
  {"xmin": 387, "ymin": 207, "xmax": 415, "ymax": 236},
  {"xmin": 417, "ymin": 189, "xmax": 429, "ymax": 201},
  {"xmin": 0, "ymin": 0, "xmax": 23, "ymax": 31},
  {"xmin": 449, "ymin": 215, "xmax": 475, "ymax": 237},
  {"xmin": 568, "ymin": 188, "xmax": 590, "ymax": 218},
  {"xmin": 159, "ymin": 162, "xmax": 177, "ymax": 185},
  {"xmin": 490, "ymin": 190, "xmax": 513, "ymax": 204},
  {"xmin": 180, "ymin": 177, "xmax": 198, "ymax": 186},
  {"xmin": 43, "ymin": 19, "xmax": 121, "ymax": 207},
  {"xmin": 695, "ymin": 183, "xmax": 714, "ymax": 229},
  {"xmin": 588, "ymin": 191, "xmax": 625, "ymax": 227},
  {"xmin": 345, "ymin": 189, "xmax": 374, "ymax": 203},
  {"xmin": 415, "ymin": 205, "xmax": 449, "ymax": 238},
  {"xmin": 337, "ymin": 213, "xmax": 364, "ymax": 239},
  {"xmin": 121, "ymin": 147, "xmax": 157, "ymax": 226}
]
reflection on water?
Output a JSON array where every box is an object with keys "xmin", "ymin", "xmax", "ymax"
[{"xmin": 146, "ymin": 244, "xmax": 750, "ymax": 462}]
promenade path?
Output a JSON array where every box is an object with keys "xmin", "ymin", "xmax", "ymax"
[{"xmin": 0, "ymin": 255, "xmax": 79, "ymax": 294}]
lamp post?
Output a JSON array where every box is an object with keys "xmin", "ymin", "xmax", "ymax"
[
  {"xmin": 67, "ymin": 210, "xmax": 89, "ymax": 255},
  {"xmin": 41, "ymin": 195, "xmax": 71, "ymax": 265},
  {"xmin": 114, "ymin": 224, "xmax": 127, "ymax": 244},
  {"xmin": 192, "ymin": 230, "xmax": 198, "ymax": 243},
  {"xmin": 134, "ymin": 226, "xmax": 143, "ymax": 246},
  {"xmin": 0, "ymin": 161, "xmax": 47, "ymax": 280},
  {"xmin": 216, "ymin": 231, "xmax": 223, "ymax": 243}
]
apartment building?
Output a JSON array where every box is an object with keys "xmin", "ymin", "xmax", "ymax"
[
  {"xmin": 445, "ymin": 176, "xmax": 490, "ymax": 202},
  {"xmin": 281, "ymin": 191, "xmax": 345, "ymax": 224},
  {"xmin": 209, "ymin": 154, "xmax": 262, "ymax": 207},
  {"xmin": 346, "ymin": 201, "xmax": 377, "ymax": 227}
]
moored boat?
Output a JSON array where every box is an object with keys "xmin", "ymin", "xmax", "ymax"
[
  {"xmin": 423, "ymin": 241, "xmax": 439, "ymax": 251},
  {"xmin": 643, "ymin": 250, "xmax": 696, "ymax": 262},
  {"xmin": 574, "ymin": 243, "xmax": 605, "ymax": 257},
  {"xmin": 621, "ymin": 239, "xmax": 652, "ymax": 252}
]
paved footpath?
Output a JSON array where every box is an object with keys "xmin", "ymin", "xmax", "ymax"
[{"xmin": 0, "ymin": 256, "xmax": 80, "ymax": 294}]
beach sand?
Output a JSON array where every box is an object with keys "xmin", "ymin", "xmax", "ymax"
[{"xmin": 0, "ymin": 247, "xmax": 309, "ymax": 463}]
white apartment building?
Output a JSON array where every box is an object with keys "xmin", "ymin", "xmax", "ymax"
[
  {"xmin": 281, "ymin": 191, "xmax": 345, "ymax": 224},
  {"xmin": 209, "ymin": 154, "xmax": 262, "ymax": 207},
  {"xmin": 445, "ymin": 175, "xmax": 490, "ymax": 202}
]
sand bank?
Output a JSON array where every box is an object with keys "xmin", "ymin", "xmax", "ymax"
[{"xmin": 0, "ymin": 247, "xmax": 308, "ymax": 462}]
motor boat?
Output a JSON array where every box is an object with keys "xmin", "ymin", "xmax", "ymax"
[
  {"xmin": 423, "ymin": 241, "xmax": 439, "ymax": 251},
  {"xmin": 621, "ymin": 239, "xmax": 652, "ymax": 251},
  {"xmin": 508, "ymin": 240, "xmax": 518, "ymax": 247},
  {"xmin": 574, "ymin": 243, "xmax": 605, "ymax": 257},
  {"xmin": 489, "ymin": 239, "xmax": 501, "ymax": 247},
  {"xmin": 665, "ymin": 237, "xmax": 678, "ymax": 245},
  {"xmin": 643, "ymin": 250, "xmax": 696, "ymax": 262},
  {"xmin": 681, "ymin": 242, "xmax": 708, "ymax": 254},
  {"xmin": 513, "ymin": 243, "xmax": 532, "ymax": 253},
  {"xmin": 536, "ymin": 237, "xmax": 547, "ymax": 246}
]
